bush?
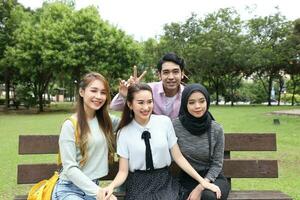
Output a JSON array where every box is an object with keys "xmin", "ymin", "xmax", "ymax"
[
  {"xmin": 15, "ymin": 85, "xmax": 37, "ymax": 108},
  {"xmin": 281, "ymin": 93, "xmax": 300, "ymax": 104},
  {"xmin": 237, "ymin": 81, "xmax": 268, "ymax": 104},
  {"xmin": 0, "ymin": 98, "xmax": 5, "ymax": 105}
]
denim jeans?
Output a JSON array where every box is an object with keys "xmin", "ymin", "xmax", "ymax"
[{"xmin": 52, "ymin": 179, "xmax": 99, "ymax": 200}]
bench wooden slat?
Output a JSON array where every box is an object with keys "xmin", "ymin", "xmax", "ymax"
[
  {"xmin": 19, "ymin": 135, "xmax": 59, "ymax": 154},
  {"xmin": 17, "ymin": 164, "xmax": 58, "ymax": 184},
  {"xmin": 19, "ymin": 133, "xmax": 277, "ymax": 154},
  {"xmin": 18, "ymin": 159, "xmax": 277, "ymax": 184},
  {"xmin": 228, "ymin": 190, "xmax": 292, "ymax": 200},
  {"xmin": 18, "ymin": 163, "xmax": 119, "ymax": 184},
  {"xmin": 223, "ymin": 160, "xmax": 278, "ymax": 178},
  {"xmin": 225, "ymin": 133, "xmax": 276, "ymax": 151}
]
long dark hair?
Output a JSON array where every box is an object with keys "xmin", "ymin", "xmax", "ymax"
[
  {"xmin": 116, "ymin": 83, "xmax": 153, "ymax": 133},
  {"xmin": 76, "ymin": 72, "xmax": 114, "ymax": 166}
]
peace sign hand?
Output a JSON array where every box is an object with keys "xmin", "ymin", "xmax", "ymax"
[
  {"xmin": 129, "ymin": 65, "xmax": 147, "ymax": 85},
  {"xmin": 118, "ymin": 65, "xmax": 147, "ymax": 98}
]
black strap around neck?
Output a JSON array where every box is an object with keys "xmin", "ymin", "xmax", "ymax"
[{"xmin": 141, "ymin": 130, "xmax": 154, "ymax": 171}]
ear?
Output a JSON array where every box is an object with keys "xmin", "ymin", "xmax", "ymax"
[
  {"xmin": 127, "ymin": 101, "xmax": 133, "ymax": 110},
  {"xmin": 157, "ymin": 71, "xmax": 162, "ymax": 80},
  {"xmin": 79, "ymin": 88, "xmax": 84, "ymax": 97},
  {"xmin": 181, "ymin": 70, "xmax": 185, "ymax": 80}
]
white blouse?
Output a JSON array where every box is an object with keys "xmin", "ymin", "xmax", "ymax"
[{"xmin": 117, "ymin": 114, "xmax": 178, "ymax": 172}]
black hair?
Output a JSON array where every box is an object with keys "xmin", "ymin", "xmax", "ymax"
[{"xmin": 156, "ymin": 52, "xmax": 185, "ymax": 72}]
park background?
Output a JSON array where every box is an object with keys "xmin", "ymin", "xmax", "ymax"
[{"xmin": 0, "ymin": 0, "xmax": 300, "ymax": 199}]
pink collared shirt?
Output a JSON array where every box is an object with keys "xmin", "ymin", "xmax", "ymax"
[{"xmin": 110, "ymin": 81, "xmax": 184, "ymax": 119}]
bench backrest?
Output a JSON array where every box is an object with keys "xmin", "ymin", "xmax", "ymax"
[{"xmin": 18, "ymin": 133, "xmax": 277, "ymax": 185}]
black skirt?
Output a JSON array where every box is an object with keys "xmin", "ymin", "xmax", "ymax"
[{"xmin": 125, "ymin": 167, "xmax": 180, "ymax": 200}]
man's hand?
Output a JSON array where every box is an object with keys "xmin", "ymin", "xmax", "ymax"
[
  {"xmin": 128, "ymin": 65, "xmax": 147, "ymax": 85},
  {"xmin": 118, "ymin": 65, "xmax": 147, "ymax": 97}
]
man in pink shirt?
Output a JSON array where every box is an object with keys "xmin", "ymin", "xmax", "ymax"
[{"xmin": 110, "ymin": 52, "xmax": 186, "ymax": 119}]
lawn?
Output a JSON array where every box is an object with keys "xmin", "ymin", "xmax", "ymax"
[{"xmin": 0, "ymin": 104, "xmax": 299, "ymax": 199}]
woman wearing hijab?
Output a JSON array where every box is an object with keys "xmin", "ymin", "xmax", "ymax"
[{"xmin": 173, "ymin": 84, "xmax": 230, "ymax": 200}]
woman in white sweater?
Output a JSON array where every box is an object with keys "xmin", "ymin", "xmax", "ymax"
[{"xmin": 52, "ymin": 72, "xmax": 118, "ymax": 200}]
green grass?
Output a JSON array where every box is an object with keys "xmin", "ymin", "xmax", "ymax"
[
  {"xmin": 210, "ymin": 105, "xmax": 300, "ymax": 199},
  {"xmin": 0, "ymin": 104, "xmax": 299, "ymax": 199}
]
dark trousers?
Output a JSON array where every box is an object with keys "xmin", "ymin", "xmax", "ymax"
[{"xmin": 179, "ymin": 170, "xmax": 230, "ymax": 200}]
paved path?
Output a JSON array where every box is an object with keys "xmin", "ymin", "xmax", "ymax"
[{"xmin": 271, "ymin": 109, "xmax": 300, "ymax": 116}]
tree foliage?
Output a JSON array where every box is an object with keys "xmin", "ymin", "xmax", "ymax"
[{"xmin": 3, "ymin": 2, "xmax": 140, "ymax": 111}]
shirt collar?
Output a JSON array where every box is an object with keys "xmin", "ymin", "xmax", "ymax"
[
  {"xmin": 132, "ymin": 115, "xmax": 152, "ymax": 131},
  {"xmin": 158, "ymin": 81, "xmax": 184, "ymax": 98}
]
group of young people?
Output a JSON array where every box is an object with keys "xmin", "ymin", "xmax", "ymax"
[{"xmin": 51, "ymin": 53, "xmax": 230, "ymax": 200}]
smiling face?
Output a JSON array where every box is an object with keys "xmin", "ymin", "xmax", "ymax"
[
  {"xmin": 158, "ymin": 61, "xmax": 183, "ymax": 96},
  {"xmin": 127, "ymin": 90, "xmax": 153, "ymax": 125},
  {"xmin": 187, "ymin": 91, "xmax": 207, "ymax": 118},
  {"xmin": 79, "ymin": 79, "xmax": 107, "ymax": 118}
]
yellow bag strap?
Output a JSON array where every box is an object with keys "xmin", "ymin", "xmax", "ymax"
[
  {"xmin": 57, "ymin": 117, "xmax": 79, "ymax": 165},
  {"xmin": 68, "ymin": 117, "xmax": 80, "ymax": 144}
]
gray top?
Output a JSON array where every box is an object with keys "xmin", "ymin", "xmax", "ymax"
[
  {"xmin": 59, "ymin": 115, "xmax": 119, "ymax": 197},
  {"xmin": 117, "ymin": 114, "xmax": 178, "ymax": 172},
  {"xmin": 172, "ymin": 118, "xmax": 224, "ymax": 182}
]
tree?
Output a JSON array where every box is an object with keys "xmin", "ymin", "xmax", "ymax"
[
  {"xmin": 5, "ymin": 2, "xmax": 141, "ymax": 112},
  {"xmin": 247, "ymin": 10, "xmax": 291, "ymax": 106},
  {"xmin": 283, "ymin": 18, "xmax": 300, "ymax": 105},
  {"xmin": 0, "ymin": 0, "xmax": 27, "ymax": 109},
  {"xmin": 139, "ymin": 38, "xmax": 161, "ymax": 82},
  {"xmin": 5, "ymin": 2, "xmax": 74, "ymax": 111},
  {"xmin": 186, "ymin": 8, "xmax": 245, "ymax": 105},
  {"xmin": 63, "ymin": 6, "xmax": 141, "ymax": 95}
]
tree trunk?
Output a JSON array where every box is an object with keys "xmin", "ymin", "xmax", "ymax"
[
  {"xmin": 69, "ymin": 82, "xmax": 73, "ymax": 102},
  {"xmin": 47, "ymin": 85, "xmax": 51, "ymax": 102},
  {"xmin": 215, "ymin": 78, "xmax": 219, "ymax": 106},
  {"xmin": 291, "ymin": 75, "xmax": 296, "ymax": 106},
  {"xmin": 4, "ymin": 70, "xmax": 10, "ymax": 109},
  {"xmin": 230, "ymin": 77, "xmax": 234, "ymax": 107},
  {"xmin": 73, "ymin": 67, "xmax": 81, "ymax": 102},
  {"xmin": 12, "ymin": 86, "xmax": 19, "ymax": 110},
  {"xmin": 267, "ymin": 76, "xmax": 272, "ymax": 106},
  {"xmin": 38, "ymin": 91, "xmax": 44, "ymax": 112},
  {"xmin": 277, "ymin": 77, "xmax": 284, "ymax": 106}
]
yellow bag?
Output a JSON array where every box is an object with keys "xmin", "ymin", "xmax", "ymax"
[
  {"xmin": 27, "ymin": 171, "xmax": 59, "ymax": 200},
  {"xmin": 27, "ymin": 117, "xmax": 78, "ymax": 200}
]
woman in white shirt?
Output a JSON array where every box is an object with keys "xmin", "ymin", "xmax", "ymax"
[{"xmin": 103, "ymin": 83, "xmax": 221, "ymax": 200}]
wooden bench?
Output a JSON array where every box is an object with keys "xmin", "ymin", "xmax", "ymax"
[{"xmin": 15, "ymin": 133, "xmax": 293, "ymax": 200}]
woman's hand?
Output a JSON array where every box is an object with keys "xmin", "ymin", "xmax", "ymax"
[
  {"xmin": 187, "ymin": 184, "xmax": 204, "ymax": 200},
  {"xmin": 103, "ymin": 184, "xmax": 115, "ymax": 200},
  {"xmin": 96, "ymin": 187, "xmax": 105, "ymax": 200},
  {"xmin": 107, "ymin": 194, "xmax": 117, "ymax": 200},
  {"xmin": 201, "ymin": 181, "xmax": 221, "ymax": 199}
]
